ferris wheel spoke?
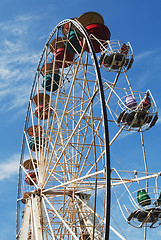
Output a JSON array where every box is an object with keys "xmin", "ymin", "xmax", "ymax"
[
  {"xmin": 43, "ymin": 90, "xmax": 98, "ymax": 188},
  {"xmin": 43, "ymin": 170, "xmax": 104, "ymax": 194},
  {"xmin": 105, "ymin": 70, "xmax": 121, "ymax": 106},
  {"xmin": 43, "ymin": 194, "xmax": 80, "ymax": 240},
  {"xmin": 109, "ymin": 125, "xmax": 125, "ymax": 146},
  {"xmin": 75, "ymin": 194, "xmax": 104, "ymax": 222},
  {"xmin": 77, "ymin": 119, "xmax": 105, "ymax": 178},
  {"xmin": 110, "ymin": 225, "xmax": 127, "ymax": 240},
  {"xmin": 42, "ymin": 197, "xmax": 56, "ymax": 239},
  {"xmin": 43, "ymin": 63, "xmax": 85, "ymax": 177},
  {"xmin": 77, "ymin": 149, "xmax": 105, "ymax": 183}
]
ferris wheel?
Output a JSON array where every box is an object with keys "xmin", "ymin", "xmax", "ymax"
[{"xmin": 16, "ymin": 12, "xmax": 160, "ymax": 240}]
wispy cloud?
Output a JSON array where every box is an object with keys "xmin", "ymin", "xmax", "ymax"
[
  {"xmin": 0, "ymin": 154, "xmax": 20, "ymax": 181},
  {"xmin": 131, "ymin": 47, "xmax": 161, "ymax": 92},
  {"xmin": 157, "ymin": 108, "xmax": 161, "ymax": 124},
  {"xmin": 135, "ymin": 50, "xmax": 155, "ymax": 62},
  {"xmin": 0, "ymin": 14, "xmax": 40, "ymax": 37},
  {"xmin": 134, "ymin": 48, "xmax": 161, "ymax": 72},
  {"xmin": 0, "ymin": 14, "xmax": 41, "ymax": 112}
]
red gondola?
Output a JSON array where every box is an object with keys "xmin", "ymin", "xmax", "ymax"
[
  {"xmin": 50, "ymin": 38, "xmax": 75, "ymax": 68},
  {"xmin": 80, "ymin": 23, "xmax": 111, "ymax": 53},
  {"xmin": 35, "ymin": 104, "xmax": 52, "ymax": 120},
  {"xmin": 25, "ymin": 172, "xmax": 37, "ymax": 186}
]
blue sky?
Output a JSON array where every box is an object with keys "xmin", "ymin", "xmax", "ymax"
[{"xmin": 0, "ymin": 0, "xmax": 161, "ymax": 239}]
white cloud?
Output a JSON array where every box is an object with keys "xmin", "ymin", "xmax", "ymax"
[
  {"xmin": 117, "ymin": 129, "xmax": 134, "ymax": 140},
  {"xmin": 0, "ymin": 14, "xmax": 41, "ymax": 112},
  {"xmin": 157, "ymin": 109, "xmax": 161, "ymax": 124},
  {"xmin": 0, "ymin": 154, "xmax": 20, "ymax": 181},
  {"xmin": 135, "ymin": 50, "xmax": 155, "ymax": 62},
  {"xmin": 0, "ymin": 14, "xmax": 39, "ymax": 37}
]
